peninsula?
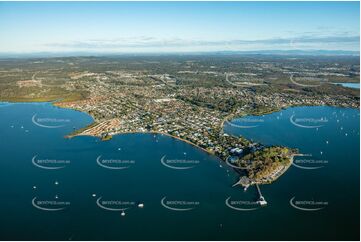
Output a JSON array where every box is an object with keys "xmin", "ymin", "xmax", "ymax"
[{"xmin": 0, "ymin": 55, "xmax": 359, "ymax": 185}]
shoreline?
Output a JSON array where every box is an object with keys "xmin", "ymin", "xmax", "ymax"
[
  {"xmin": 67, "ymin": 130, "xmax": 218, "ymax": 158},
  {"xmin": 2, "ymin": 99, "xmax": 358, "ymax": 186},
  {"xmin": 62, "ymin": 105, "xmax": 298, "ymax": 186},
  {"xmin": 66, "ymin": 126, "xmax": 296, "ymax": 186}
]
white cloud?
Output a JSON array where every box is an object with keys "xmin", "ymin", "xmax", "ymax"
[{"xmin": 42, "ymin": 35, "xmax": 359, "ymax": 52}]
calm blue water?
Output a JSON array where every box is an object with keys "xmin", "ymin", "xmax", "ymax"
[
  {"xmin": 334, "ymin": 82, "xmax": 360, "ymax": 89},
  {"xmin": 225, "ymin": 106, "xmax": 360, "ymax": 240},
  {"xmin": 0, "ymin": 103, "xmax": 359, "ymax": 240}
]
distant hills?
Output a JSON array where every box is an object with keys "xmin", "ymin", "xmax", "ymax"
[
  {"xmin": 0, "ymin": 49, "xmax": 359, "ymax": 58},
  {"xmin": 213, "ymin": 50, "xmax": 360, "ymax": 56}
]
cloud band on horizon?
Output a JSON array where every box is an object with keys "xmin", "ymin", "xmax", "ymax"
[{"xmin": 42, "ymin": 35, "xmax": 359, "ymax": 53}]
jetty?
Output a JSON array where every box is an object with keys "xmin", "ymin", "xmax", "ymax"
[
  {"xmin": 256, "ymin": 184, "xmax": 267, "ymax": 206},
  {"xmin": 232, "ymin": 177, "xmax": 268, "ymax": 206}
]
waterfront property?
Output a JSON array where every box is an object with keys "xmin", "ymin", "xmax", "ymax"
[{"xmin": 0, "ymin": 102, "xmax": 359, "ymax": 240}]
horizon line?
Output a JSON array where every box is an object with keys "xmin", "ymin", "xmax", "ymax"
[{"xmin": 0, "ymin": 49, "xmax": 359, "ymax": 58}]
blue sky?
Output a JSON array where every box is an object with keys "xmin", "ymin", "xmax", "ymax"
[{"xmin": 0, "ymin": 1, "xmax": 359, "ymax": 53}]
